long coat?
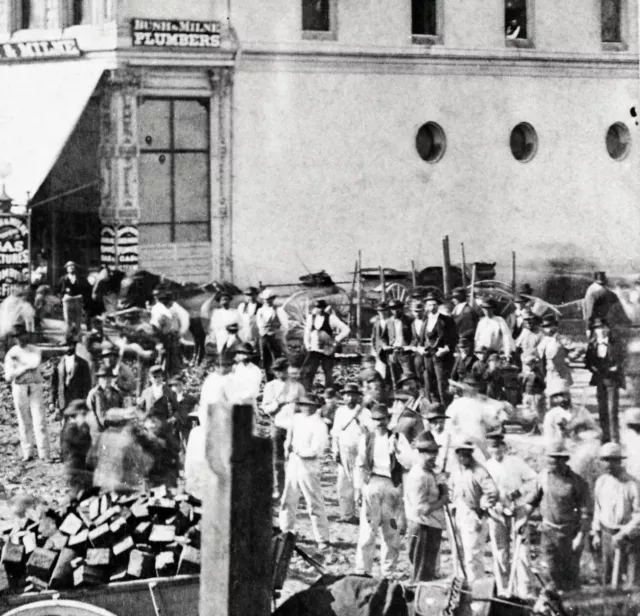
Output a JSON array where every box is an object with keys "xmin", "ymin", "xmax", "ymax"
[{"xmin": 51, "ymin": 354, "xmax": 92, "ymax": 411}]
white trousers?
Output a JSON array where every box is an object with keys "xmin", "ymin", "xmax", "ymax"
[
  {"xmin": 355, "ymin": 476, "xmax": 402, "ymax": 576},
  {"xmin": 12, "ymin": 383, "xmax": 49, "ymax": 460},
  {"xmin": 279, "ymin": 454, "xmax": 330, "ymax": 544},
  {"xmin": 336, "ymin": 444, "xmax": 360, "ymax": 518},
  {"xmin": 455, "ymin": 503, "xmax": 488, "ymax": 586}
]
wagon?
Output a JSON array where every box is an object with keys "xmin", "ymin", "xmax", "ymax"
[{"xmin": 0, "ymin": 574, "xmax": 199, "ymax": 616}]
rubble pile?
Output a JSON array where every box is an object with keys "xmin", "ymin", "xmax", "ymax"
[{"xmin": 0, "ymin": 486, "xmax": 201, "ymax": 593}]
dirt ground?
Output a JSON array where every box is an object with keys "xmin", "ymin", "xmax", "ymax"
[{"xmin": 0, "ymin": 344, "xmax": 620, "ymax": 606}]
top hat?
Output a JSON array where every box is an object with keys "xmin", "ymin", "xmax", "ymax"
[
  {"xmin": 415, "ymin": 431, "xmax": 439, "ymax": 451},
  {"xmin": 342, "ymin": 382, "xmax": 362, "ymax": 395},
  {"xmin": 370, "ymin": 403, "xmax": 390, "ymax": 420},
  {"xmin": 272, "ymin": 357, "xmax": 289, "ymax": 371},
  {"xmin": 594, "ymin": 271, "xmax": 608, "ymax": 284}
]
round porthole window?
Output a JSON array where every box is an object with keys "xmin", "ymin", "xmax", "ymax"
[
  {"xmin": 415, "ymin": 122, "xmax": 446, "ymax": 163},
  {"xmin": 510, "ymin": 122, "xmax": 538, "ymax": 162},
  {"xmin": 606, "ymin": 123, "xmax": 631, "ymax": 161}
]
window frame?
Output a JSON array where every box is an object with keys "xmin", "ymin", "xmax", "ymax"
[
  {"xmin": 301, "ymin": 0, "xmax": 337, "ymax": 41},
  {"xmin": 601, "ymin": 0, "xmax": 628, "ymax": 51},
  {"xmin": 411, "ymin": 0, "xmax": 443, "ymax": 46},
  {"xmin": 505, "ymin": 0, "xmax": 534, "ymax": 49},
  {"xmin": 138, "ymin": 97, "xmax": 211, "ymax": 245}
]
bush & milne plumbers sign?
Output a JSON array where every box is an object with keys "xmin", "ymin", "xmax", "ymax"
[{"xmin": 132, "ymin": 19, "xmax": 221, "ymax": 48}]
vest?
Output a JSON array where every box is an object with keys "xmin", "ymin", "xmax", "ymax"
[
  {"xmin": 263, "ymin": 309, "xmax": 282, "ymax": 335},
  {"xmin": 311, "ymin": 315, "xmax": 334, "ymax": 337}
]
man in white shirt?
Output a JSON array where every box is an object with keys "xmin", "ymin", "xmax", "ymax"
[
  {"xmin": 592, "ymin": 442, "xmax": 640, "ymax": 588},
  {"xmin": 229, "ymin": 342, "xmax": 263, "ymax": 410},
  {"xmin": 331, "ymin": 383, "xmax": 372, "ymax": 523},
  {"xmin": 279, "ymin": 394, "xmax": 330, "ymax": 549},
  {"xmin": 256, "ymin": 289, "xmax": 289, "ymax": 380},
  {"xmin": 150, "ymin": 288, "xmax": 182, "ymax": 377},
  {"xmin": 261, "ymin": 358, "xmax": 306, "ymax": 498},
  {"xmin": 208, "ymin": 291, "xmax": 239, "ymax": 354},
  {"xmin": 4, "ymin": 323, "xmax": 49, "ymax": 462},
  {"xmin": 237, "ymin": 286, "xmax": 262, "ymax": 348},
  {"xmin": 538, "ymin": 314, "xmax": 573, "ymax": 388},
  {"xmin": 475, "ymin": 297, "xmax": 516, "ymax": 359},
  {"xmin": 485, "ymin": 432, "xmax": 537, "ymax": 597},
  {"xmin": 355, "ymin": 403, "xmax": 403, "ymax": 577},
  {"xmin": 303, "ymin": 299, "xmax": 350, "ymax": 390}
]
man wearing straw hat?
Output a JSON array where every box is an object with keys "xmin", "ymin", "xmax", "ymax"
[
  {"xmin": 485, "ymin": 431, "xmax": 537, "ymax": 597},
  {"xmin": 517, "ymin": 444, "xmax": 590, "ymax": 591},
  {"xmin": 331, "ymin": 382, "xmax": 372, "ymax": 523},
  {"xmin": 591, "ymin": 442, "xmax": 640, "ymax": 588}
]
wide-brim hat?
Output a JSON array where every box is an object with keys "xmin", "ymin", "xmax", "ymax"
[
  {"xmin": 342, "ymin": 382, "xmax": 362, "ymax": 395},
  {"xmin": 235, "ymin": 342, "xmax": 255, "ymax": 355},
  {"xmin": 599, "ymin": 442, "xmax": 625, "ymax": 459},
  {"xmin": 479, "ymin": 297, "xmax": 497, "ymax": 309},
  {"xmin": 297, "ymin": 394, "xmax": 321, "ymax": 407},
  {"xmin": 388, "ymin": 299, "xmax": 404, "ymax": 310},
  {"xmin": 64, "ymin": 261, "xmax": 77, "ymax": 269},
  {"xmin": 396, "ymin": 373, "xmax": 418, "ymax": 387},
  {"xmin": 245, "ymin": 286, "xmax": 260, "ymax": 296},
  {"xmin": 149, "ymin": 365, "xmax": 164, "ymax": 376},
  {"xmin": 272, "ymin": 357, "xmax": 289, "ymax": 371},
  {"xmin": 370, "ymin": 403, "xmax": 390, "ymax": 420},
  {"xmin": 415, "ymin": 431, "xmax": 438, "ymax": 451},
  {"xmin": 424, "ymin": 403, "xmax": 447, "ymax": 421},
  {"xmin": 453, "ymin": 438, "xmax": 475, "ymax": 451},
  {"xmin": 546, "ymin": 445, "xmax": 570, "ymax": 458},
  {"xmin": 455, "ymin": 374, "xmax": 482, "ymax": 391}
]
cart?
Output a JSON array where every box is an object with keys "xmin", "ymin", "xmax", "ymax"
[{"xmin": 0, "ymin": 574, "xmax": 199, "ymax": 616}]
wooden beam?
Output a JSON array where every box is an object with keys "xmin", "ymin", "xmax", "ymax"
[
  {"xmin": 356, "ymin": 251, "xmax": 362, "ymax": 352},
  {"xmin": 442, "ymin": 236, "xmax": 452, "ymax": 297},
  {"xmin": 461, "ymin": 243, "xmax": 467, "ymax": 288}
]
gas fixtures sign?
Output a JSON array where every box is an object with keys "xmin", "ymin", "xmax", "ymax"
[
  {"xmin": 132, "ymin": 19, "xmax": 221, "ymax": 48},
  {"xmin": 0, "ymin": 216, "xmax": 28, "ymax": 298}
]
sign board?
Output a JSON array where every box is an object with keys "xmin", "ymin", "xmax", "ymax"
[
  {"xmin": 0, "ymin": 39, "xmax": 80, "ymax": 60},
  {"xmin": 101, "ymin": 225, "xmax": 139, "ymax": 270},
  {"xmin": 0, "ymin": 216, "xmax": 28, "ymax": 298},
  {"xmin": 131, "ymin": 19, "xmax": 221, "ymax": 48}
]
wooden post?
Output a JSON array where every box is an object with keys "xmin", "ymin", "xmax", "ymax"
[
  {"xmin": 356, "ymin": 251, "xmax": 362, "ymax": 352},
  {"xmin": 411, "ymin": 260, "xmax": 417, "ymax": 289},
  {"xmin": 470, "ymin": 263, "xmax": 477, "ymax": 307},
  {"xmin": 511, "ymin": 251, "xmax": 517, "ymax": 295},
  {"xmin": 461, "ymin": 243, "xmax": 467, "ymax": 288},
  {"xmin": 201, "ymin": 403, "xmax": 273, "ymax": 616},
  {"xmin": 379, "ymin": 266, "xmax": 386, "ymax": 302},
  {"xmin": 442, "ymin": 236, "xmax": 452, "ymax": 297}
]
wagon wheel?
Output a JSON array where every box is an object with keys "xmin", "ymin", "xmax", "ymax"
[
  {"xmin": 384, "ymin": 283, "xmax": 409, "ymax": 304},
  {"xmin": 3, "ymin": 600, "xmax": 119, "ymax": 616}
]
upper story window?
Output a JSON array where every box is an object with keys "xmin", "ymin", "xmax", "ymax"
[
  {"xmin": 3, "ymin": 0, "xmax": 109, "ymax": 33},
  {"xmin": 602, "ymin": 0, "xmax": 625, "ymax": 49},
  {"xmin": 302, "ymin": 0, "xmax": 336, "ymax": 40},
  {"xmin": 412, "ymin": 0, "xmax": 442, "ymax": 45},
  {"xmin": 505, "ymin": 0, "xmax": 533, "ymax": 47}
]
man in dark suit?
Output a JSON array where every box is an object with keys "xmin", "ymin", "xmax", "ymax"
[
  {"xmin": 384, "ymin": 300, "xmax": 414, "ymax": 386},
  {"xmin": 138, "ymin": 365, "xmax": 179, "ymax": 424},
  {"xmin": 419, "ymin": 293, "xmax": 457, "ymax": 407},
  {"xmin": 450, "ymin": 287, "xmax": 479, "ymax": 342},
  {"xmin": 411, "ymin": 301, "xmax": 427, "ymax": 389},
  {"xmin": 51, "ymin": 336, "xmax": 92, "ymax": 416},
  {"xmin": 370, "ymin": 301, "xmax": 391, "ymax": 382},
  {"xmin": 583, "ymin": 271, "xmax": 631, "ymax": 336}
]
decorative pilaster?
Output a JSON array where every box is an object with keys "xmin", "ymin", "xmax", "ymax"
[
  {"xmin": 98, "ymin": 68, "xmax": 141, "ymax": 270},
  {"xmin": 209, "ymin": 67, "xmax": 234, "ymax": 281}
]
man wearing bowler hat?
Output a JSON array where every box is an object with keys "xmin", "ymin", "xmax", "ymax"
[
  {"xmin": 404, "ymin": 433, "xmax": 448, "ymax": 582},
  {"xmin": 584, "ymin": 271, "xmax": 631, "ymax": 336},
  {"xmin": 237, "ymin": 286, "xmax": 263, "ymax": 348},
  {"xmin": 475, "ymin": 297, "xmax": 516, "ymax": 359},
  {"xmin": 279, "ymin": 394, "xmax": 330, "ymax": 550},
  {"xmin": 518, "ymin": 444, "xmax": 590, "ymax": 591},
  {"xmin": 58, "ymin": 260, "xmax": 90, "ymax": 335},
  {"xmin": 303, "ymin": 298, "xmax": 350, "ymax": 390},
  {"xmin": 331, "ymin": 382, "xmax": 372, "ymax": 522},
  {"xmin": 451, "ymin": 287, "xmax": 479, "ymax": 342},
  {"xmin": 256, "ymin": 288, "xmax": 289, "ymax": 380},
  {"xmin": 355, "ymin": 403, "xmax": 403, "ymax": 577},
  {"xmin": 591, "ymin": 442, "xmax": 640, "ymax": 588},
  {"xmin": 384, "ymin": 299, "xmax": 415, "ymax": 386}
]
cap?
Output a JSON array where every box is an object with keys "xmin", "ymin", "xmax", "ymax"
[
  {"xmin": 342, "ymin": 382, "xmax": 362, "ymax": 395},
  {"xmin": 64, "ymin": 261, "xmax": 77, "ymax": 269},
  {"xmin": 424, "ymin": 403, "xmax": 446, "ymax": 421},
  {"xmin": 546, "ymin": 444, "xmax": 570, "ymax": 458},
  {"xmin": 396, "ymin": 373, "xmax": 418, "ymax": 387},
  {"xmin": 415, "ymin": 431, "xmax": 438, "ymax": 451},
  {"xmin": 235, "ymin": 342, "xmax": 255, "ymax": 355},
  {"xmin": 454, "ymin": 438, "xmax": 475, "ymax": 451},
  {"xmin": 546, "ymin": 379, "xmax": 569, "ymax": 397},
  {"xmin": 625, "ymin": 407, "xmax": 640, "ymax": 426},
  {"xmin": 370, "ymin": 404, "xmax": 390, "ymax": 420},
  {"xmin": 297, "ymin": 394, "xmax": 321, "ymax": 407},
  {"xmin": 599, "ymin": 442, "xmax": 625, "ymax": 459},
  {"xmin": 262, "ymin": 288, "xmax": 277, "ymax": 300},
  {"xmin": 272, "ymin": 357, "xmax": 289, "ymax": 371}
]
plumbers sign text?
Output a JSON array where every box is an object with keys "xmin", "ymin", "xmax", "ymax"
[{"xmin": 132, "ymin": 19, "xmax": 221, "ymax": 48}]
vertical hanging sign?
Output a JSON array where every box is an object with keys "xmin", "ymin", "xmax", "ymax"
[
  {"xmin": 100, "ymin": 224, "xmax": 139, "ymax": 271},
  {"xmin": 0, "ymin": 215, "xmax": 29, "ymax": 298}
]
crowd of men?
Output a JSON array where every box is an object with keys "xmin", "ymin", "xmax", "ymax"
[{"xmin": 3, "ymin": 270, "xmax": 640, "ymax": 598}]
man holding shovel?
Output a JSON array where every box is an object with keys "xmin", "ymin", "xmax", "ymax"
[{"xmin": 591, "ymin": 442, "xmax": 640, "ymax": 589}]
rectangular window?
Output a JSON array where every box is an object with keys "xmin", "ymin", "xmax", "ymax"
[
  {"xmin": 506, "ymin": 0, "xmax": 532, "ymax": 47},
  {"xmin": 412, "ymin": 0, "xmax": 442, "ymax": 44},
  {"xmin": 602, "ymin": 0, "xmax": 622, "ymax": 43},
  {"xmin": 138, "ymin": 98, "xmax": 211, "ymax": 245},
  {"xmin": 302, "ymin": 0, "xmax": 336, "ymax": 40}
]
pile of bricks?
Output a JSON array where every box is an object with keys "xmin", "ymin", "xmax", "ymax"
[{"xmin": 0, "ymin": 486, "xmax": 201, "ymax": 592}]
